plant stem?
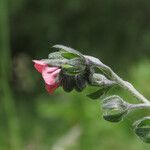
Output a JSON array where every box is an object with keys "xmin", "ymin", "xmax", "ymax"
[
  {"xmin": 128, "ymin": 103, "xmax": 150, "ymax": 111},
  {"xmin": 86, "ymin": 56, "xmax": 150, "ymax": 104},
  {"xmin": 108, "ymin": 68, "xmax": 150, "ymax": 104}
]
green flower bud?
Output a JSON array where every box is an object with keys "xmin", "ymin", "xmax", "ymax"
[
  {"xmin": 61, "ymin": 58, "xmax": 86, "ymax": 76},
  {"xmin": 102, "ymin": 95, "xmax": 129, "ymax": 122},
  {"xmin": 75, "ymin": 74, "xmax": 87, "ymax": 92},
  {"xmin": 89, "ymin": 73, "xmax": 116, "ymax": 87},
  {"xmin": 60, "ymin": 74, "xmax": 75, "ymax": 92},
  {"xmin": 133, "ymin": 117, "xmax": 150, "ymax": 143},
  {"xmin": 52, "ymin": 45, "xmax": 87, "ymax": 76}
]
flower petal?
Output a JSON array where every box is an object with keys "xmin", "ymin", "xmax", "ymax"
[
  {"xmin": 33, "ymin": 59, "xmax": 61, "ymax": 93},
  {"xmin": 45, "ymin": 83, "xmax": 59, "ymax": 94},
  {"xmin": 42, "ymin": 66, "xmax": 61, "ymax": 85},
  {"xmin": 50, "ymin": 68, "xmax": 61, "ymax": 78},
  {"xmin": 32, "ymin": 60, "xmax": 47, "ymax": 73}
]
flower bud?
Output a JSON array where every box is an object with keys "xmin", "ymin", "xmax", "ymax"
[
  {"xmin": 133, "ymin": 117, "xmax": 150, "ymax": 143},
  {"xmin": 89, "ymin": 73, "xmax": 116, "ymax": 87},
  {"xmin": 60, "ymin": 74, "xmax": 75, "ymax": 92},
  {"xmin": 62, "ymin": 58, "xmax": 86, "ymax": 76},
  {"xmin": 51, "ymin": 45, "xmax": 87, "ymax": 76},
  {"xmin": 102, "ymin": 95, "xmax": 129, "ymax": 122},
  {"xmin": 75, "ymin": 74, "xmax": 87, "ymax": 92}
]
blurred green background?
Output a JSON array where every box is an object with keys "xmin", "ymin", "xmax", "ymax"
[{"xmin": 1, "ymin": 0, "xmax": 150, "ymax": 149}]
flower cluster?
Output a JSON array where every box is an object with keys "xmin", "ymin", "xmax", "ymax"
[
  {"xmin": 33, "ymin": 45, "xmax": 91, "ymax": 94},
  {"xmin": 33, "ymin": 44, "xmax": 150, "ymax": 144}
]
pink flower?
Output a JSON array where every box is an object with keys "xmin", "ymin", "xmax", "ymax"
[{"xmin": 33, "ymin": 60, "xmax": 61, "ymax": 93}]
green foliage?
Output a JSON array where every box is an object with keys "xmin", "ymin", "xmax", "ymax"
[
  {"xmin": 53, "ymin": 45, "xmax": 84, "ymax": 58},
  {"xmin": 61, "ymin": 52, "xmax": 80, "ymax": 59},
  {"xmin": 48, "ymin": 51, "xmax": 65, "ymax": 60},
  {"xmin": 87, "ymin": 87, "xmax": 110, "ymax": 100}
]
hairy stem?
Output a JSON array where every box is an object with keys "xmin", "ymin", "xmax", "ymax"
[
  {"xmin": 128, "ymin": 103, "xmax": 150, "ymax": 111},
  {"xmin": 86, "ymin": 57, "xmax": 150, "ymax": 104},
  {"xmin": 108, "ymin": 68, "xmax": 150, "ymax": 104}
]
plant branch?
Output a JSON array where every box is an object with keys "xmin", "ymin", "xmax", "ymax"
[
  {"xmin": 108, "ymin": 67, "xmax": 150, "ymax": 104},
  {"xmin": 128, "ymin": 103, "xmax": 150, "ymax": 111},
  {"xmin": 86, "ymin": 56, "xmax": 150, "ymax": 104}
]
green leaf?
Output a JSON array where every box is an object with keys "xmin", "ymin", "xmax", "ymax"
[
  {"xmin": 62, "ymin": 64, "xmax": 81, "ymax": 75},
  {"xmin": 52, "ymin": 45, "xmax": 84, "ymax": 58},
  {"xmin": 86, "ymin": 87, "xmax": 110, "ymax": 100},
  {"xmin": 61, "ymin": 52, "xmax": 80, "ymax": 59},
  {"xmin": 48, "ymin": 51, "xmax": 65, "ymax": 60},
  {"xmin": 94, "ymin": 66, "xmax": 112, "ymax": 78},
  {"xmin": 68, "ymin": 58, "xmax": 85, "ymax": 67},
  {"xmin": 42, "ymin": 59, "xmax": 68, "ymax": 67},
  {"xmin": 61, "ymin": 57, "xmax": 86, "ymax": 75}
]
